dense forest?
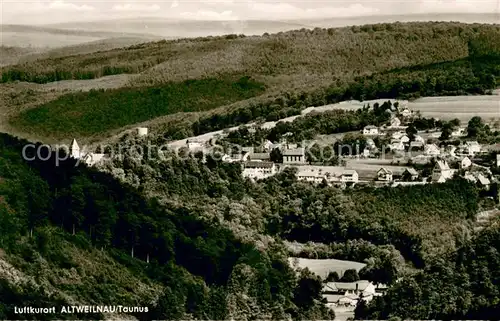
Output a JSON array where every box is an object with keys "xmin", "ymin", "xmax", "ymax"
[
  {"xmin": 355, "ymin": 220, "xmax": 500, "ymax": 319},
  {"xmin": 2, "ymin": 22, "xmax": 495, "ymax": 85},
  {"xmin": 0, "ymin": 133, "xmax": 333, "ymax": 320}
]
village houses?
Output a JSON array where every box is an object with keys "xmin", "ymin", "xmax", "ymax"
[
  {"xmin": 464, "ymin": 141, "xmax": 481, "ymax": 155},
  {"xmin": 377, "ymin": 168, "xmax": 393, "ymax": 181},
  {"xmin": 322, "ymin": 280, "xmax": 384, "ymax": 307}
]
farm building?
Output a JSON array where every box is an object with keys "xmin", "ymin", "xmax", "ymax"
[
  {"xmin": 82, "ymin": 153, "xmax": 106, "ymax": 167},
  {"xmin": 390, "ymin": 117, "xmax": 402, "ymax": 127},
  {"xmin": 477, "ymin": 174, "xmax": 491, "ymax": 190},
  {"xmin": 296, "ymin": 168, "xmax": 327, "ymax": 184},
  {"xmin": 414, "ymin": 135, "xmax": 425, "ymax": 143},
  {"xmin": 400, "ymin": 108, "xmax": 412, "ymax": 117},
  {"xmin": 186, "ymin": 139, "xmax": 204, "ymax": 151},
  {"xmin": 390, "ymin": 140, "xmax": 405, "ymax": 151},
  {"xmin": 451, "ymin": 128, "xmax": 466, "ymax": 137},
  {"xmin": 400, "ymin": 135, "xmax": 410, "ymax": 143},
  {"xmin": 137, "ymin": 127, "xmax": 148, "ymax": 137}
]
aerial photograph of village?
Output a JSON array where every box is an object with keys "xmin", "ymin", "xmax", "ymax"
[{"xmin": 0, "ymin": 0, "xmax": 500, "ymax": 320}]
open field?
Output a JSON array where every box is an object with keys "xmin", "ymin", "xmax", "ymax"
[
  {"xmin": 408, "ymin": 94, "xmax": 500, "ymax": 121},
  {"xmin": 0, "ymin": 31, "xmax": 101, "ymax": 48},
  {"xmin": 288, "ymin": 257, "xmax": 366, "ymax": 279}
]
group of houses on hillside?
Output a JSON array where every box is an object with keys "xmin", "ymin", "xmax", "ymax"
[{"xmin": 322, "ymin": 280, "xmax": 387, "ymax": 308}]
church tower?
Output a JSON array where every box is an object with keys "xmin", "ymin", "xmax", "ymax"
[{"xmin": 70, "ymin": 139, "xmax": 80, "ymax": 159}]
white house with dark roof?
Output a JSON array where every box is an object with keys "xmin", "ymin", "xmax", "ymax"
[
  {"xmin": 283, "ymin": 147, "xmax": 306, "ymax": 165},
  {"xmin": 424, "ymin": 144, "xmax": 440, "ymax": 156},
  {"xmin": 242, "ymin": 161, "xmax": 276, "ymax": 180},
  {"xmin": 296, "ymin": 168, "xmax": 327, "ymax": 184},
  {"xmin": 464, "ymin": 141, "xmax": 481, "ymax": 155},
  {"xmin": 377, "ymin": 168, "xmax": 393, "ymax": 181},
  {"xmin": 432, "ymin": 160, "xmax": 454, "ymax": 183},
  {"xmin": 341, "ymin": 170, "xmax": 359, "ymax": 183},
  {"xmin": 460, "ymin": 156, "xmax": 472, "ymax": 169},
  {"xmin": 363, "ymin": 125, "xmax": 379, "ymax": 136}
]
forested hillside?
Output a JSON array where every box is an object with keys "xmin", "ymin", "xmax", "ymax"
[
  {"xmin": 2, "ymin": 22, "xmax": 499, "ymax": 142},
  {"xmin": 0, "ymin": 119, "xmax": 498, "ymax": 319},
  {"xmin": 355, "ymin": 220, "xmax": 500, "ymax": 319},
  {"xmin": 0, "ymin": 133, "xmax": 333, "ymax": 320}
]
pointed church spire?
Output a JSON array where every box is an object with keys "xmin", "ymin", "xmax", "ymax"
[{"xmin": 70, "ymin": 139, "xmax": 80, "ymax": 159}]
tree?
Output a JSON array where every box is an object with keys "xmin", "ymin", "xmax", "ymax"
[
  {"xmin": 325, "ymin": 271, "xmax": 340, "ymax": 282},
  {"xmin": 440, "ymin": 123, "xmax": 453, "ymax": 141},
  {"xmin": 293, "ymin": 268, "xmax": 323, "ymax": 310},
  {"xmin": 467, "ymin": 116, "xmax": 485, "ymax": 138},
  {"xmin": 270, "ymin": 147, "xmax": 283, "ymax": 163},
  {"xmin": 340, "ymin": 269, "xmax": 360, "ymax": 282},
  {"xmin": 406, "ymin": 125, "xmax": 418, "ymax": 141},
  {"xmin": 450, "ymin": 118, "xmax": 461, "ymax": 128}
]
